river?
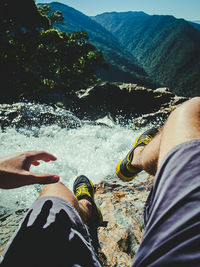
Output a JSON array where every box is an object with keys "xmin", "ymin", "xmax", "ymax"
[{"xmin": 0, "ymin": 115, "xmax": 146, "ymax": 212}]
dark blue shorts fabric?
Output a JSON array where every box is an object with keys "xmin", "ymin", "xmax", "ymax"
[
  {"xmin": 0, "ymin": 196, "xmax": 101, "ymax": 267},
  {"xmin": 133, "ymin": 140, "xmax": 200, "ymax": 267}
]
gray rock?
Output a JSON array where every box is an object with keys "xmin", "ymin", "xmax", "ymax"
[{"xmin": 0, "ymin": 103, "xmax": 82, "ymax": 130}]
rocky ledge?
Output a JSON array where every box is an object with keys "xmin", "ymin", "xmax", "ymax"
[
  {"xmin": 0, "ymin": 83, "xmax": 188, "ymax": 131},
  {"xmin": 74, "ymin": 83, "xmax": 188, "ymax": 123}
]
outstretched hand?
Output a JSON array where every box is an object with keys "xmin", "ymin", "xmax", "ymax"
[{"xmin": 0, "ymin": 151, "xmax": 60, "ymax": 189}]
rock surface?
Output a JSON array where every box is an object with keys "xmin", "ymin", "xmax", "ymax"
[
  {"xmin": 96, "ymin": 172, "xmax": 153, "ymax": 266},
  {"xmin": 0, "ymin": 102, "xmax": 82, "ymax": 130},
  {"xmin": 74, "ymin": 83, "xmax": 188, "ymax": 121},
  {"xmin": 0, "ymin": 83, "xmax": 188, "ymax": 131},
  {"xmin": 0, "ymin": 172, "xmax": 153, "ymax": 266}
]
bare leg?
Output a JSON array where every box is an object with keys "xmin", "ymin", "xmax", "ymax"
[
  {"xmin": 132, "ymin": 97, "xmax": 200, "ymax": 175},
  {"xmin": 38, "ymin": 181, "xmax": 92, "ymax": 224},
  {"xmin": 132, "ymin": 132, "xmax": 161, "ymax": 175}
]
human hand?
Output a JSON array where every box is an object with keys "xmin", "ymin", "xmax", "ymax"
[{"xmin": 0, "ymin": 151, "xmax": 59, "ymax": 189}]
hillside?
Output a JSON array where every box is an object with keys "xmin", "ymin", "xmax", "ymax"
[
  {"xmin": 93, "ymin": 12, "xmax": 200, "ymax": 96},
  {"xmin": 39, "ymin": 2, "xmax": 158, "ymax": 88},
  {"xmin": 189, "ymin": 21, "xmax": 200, "ymax": 31}
]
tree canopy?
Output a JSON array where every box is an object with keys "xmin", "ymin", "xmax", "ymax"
[{"xmin": 0, "ymin": 0, "xmax": 106, "ymax": 102}]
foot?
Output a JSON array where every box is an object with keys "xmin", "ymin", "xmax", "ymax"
[
  {"xmin": 73, "ymin": 175, "xmax": 103, "ymax": 227},
  {"xmin": 116, "ymin": 128, "xmax": 158, "ymax": 181}
]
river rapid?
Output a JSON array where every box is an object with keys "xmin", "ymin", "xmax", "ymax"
[{"xmin": 0, "ymin": 115, "xmax": 146, "ymax": 212}]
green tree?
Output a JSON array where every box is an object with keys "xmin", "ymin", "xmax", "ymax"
[
  {"xmin": 0, "ymin": 0, "xmax": 106, "ymax": 102},
  {"xmin": 37, "ymin": 5, "xmax": 64, "ymax": 26}
]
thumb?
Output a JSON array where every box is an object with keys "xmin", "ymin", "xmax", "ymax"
[{"xmin": 29, "ymin": 173, "xmax": 60, "ymax": 185}]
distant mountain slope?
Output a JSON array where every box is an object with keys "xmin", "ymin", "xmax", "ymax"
[
  {"xmin": 189, "ymin": 21, "xmax": 200, "ymax": 31},
  {"xmin": 39, "ymin": 2, "xmax": 157, "ymax": 88},
  {"xmin": 93, "ymin": 12, "xmax": 200, "ymax": 96}
]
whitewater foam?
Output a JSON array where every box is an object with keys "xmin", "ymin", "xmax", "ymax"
[{"xmin": 0, "ymin": 121, "xmax": 143, "ymax": 211}]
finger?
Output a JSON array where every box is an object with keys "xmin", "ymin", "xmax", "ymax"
[
  {"xmin": 28, "ymin": 173, "xmax": 60, "ymax": 185},
  {"xmin": 32, "ymin": 161, "xmax": 40, "ymax": 166},
  {"xmin": 25, "ymin": 151, "xmax": 57, "ymax": 170},
  {"xmin": 28, "ymin": 151, "xmax": 57, "ymax": 162}
]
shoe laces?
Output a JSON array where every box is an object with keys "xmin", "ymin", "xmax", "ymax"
[
  {"xmin": 75, "ymin": 184, "xmax": 92, "ymax": 199},
  {"xmin": 138, "ymin": 135, "xmax": 152, "ymax": 146}
]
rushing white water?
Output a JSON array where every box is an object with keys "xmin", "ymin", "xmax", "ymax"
[{"xmin": 0, "ymin": 116, "xmax": 145, "ymax": 211}]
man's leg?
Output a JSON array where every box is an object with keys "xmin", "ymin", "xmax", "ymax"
[
  {"xmin": 131, "ymin": 97, "xmax": 200, "ymax": 175},
  {"xmin": 158, "ymin": 96, "xmax": 200, "ymax": 165},
  {"xmin": 1, "ymin": 181, "xmax": 101, "ymax": 267},
  {"xmin": 38, "ymin": 181, "xmax": 93, "ymax": 224},
  {"xmin": 132, "ymin": 97, "xmax": 200, "ymax": 266}
]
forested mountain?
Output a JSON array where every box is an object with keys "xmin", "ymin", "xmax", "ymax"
[
  {"xmin": 93, "ymin": 12, "xmax": 200, "ymax": 96},
  {"xmin": 40, "ymin": 2, "xmax": 157, "ymax": 88},
  {"xmin": 189, "ymin": 21, "xmax": 200, "ymax": 31}
]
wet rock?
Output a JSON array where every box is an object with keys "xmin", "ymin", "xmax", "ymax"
[
  {"xmin": 0, "ymin": 83, "xmax": 188, "ymax": 130},
  {"xmin": 0, "ymin": 103, "xmax": 82, "ymax": 130}
]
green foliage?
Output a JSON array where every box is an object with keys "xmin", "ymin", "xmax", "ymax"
[
  {"xmin": 37, "ymin": 5, "xmax": 64, "ymax": 26},
  {"xmin": 0, "ymin": 0, "xmax": 50, "ymax": 32},
  {"xmin": 0, "ymin": 0, "xmax": 106, "ymax": 102}
]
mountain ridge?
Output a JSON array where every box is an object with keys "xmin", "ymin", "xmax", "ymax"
[
  {"xmin": 93, "ymin": 12, "xmax": 200, "ymax": 96},
  {"xmin": 39, "ymin": 2, "xmax": 157, "ymax": 88},
  {"xmin": 38, "ymin": 2, "xmax": 200, "ymax": 96}
]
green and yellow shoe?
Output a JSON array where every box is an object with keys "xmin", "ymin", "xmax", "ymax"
[
  {"xmin": 73, "ymin": 175, "xmax": 103, "ymax": 227},
  {"xmin": 116, "ymin": 128, "xmax": 158, "ymax": 181}
]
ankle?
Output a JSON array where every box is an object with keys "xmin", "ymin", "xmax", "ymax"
[
  {"xmin": 78, "ymin": 199, "xmax": 93, "ymax": 223},
  {"xmin": 131, "ymin": 146, "xmax": 144, "ymax": 169}
]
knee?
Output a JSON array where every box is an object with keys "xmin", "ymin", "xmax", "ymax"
[
  {"xmin": 176, "ymin": 97, "xmax": 200, "ymax": 117},
  {"xmin": 186, "ymin": 97, "xmax": 200, "ymax": 109}
]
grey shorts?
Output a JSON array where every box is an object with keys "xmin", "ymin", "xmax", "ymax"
[
  {"xmin": 133, "ymin": 140, "xmax": 200, "ymax": 267},
  {"xmin": 1, "ymin": 196, "xmax": 101, "ymax": 267}
]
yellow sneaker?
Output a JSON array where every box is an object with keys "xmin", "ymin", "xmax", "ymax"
[
  {"xmin": 73, "ymin": 175, "xmax": 103, "ymax": 226},
  {"xmin": 116, "ymin": 128, "xmax": 158, "ymax": 181}
]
